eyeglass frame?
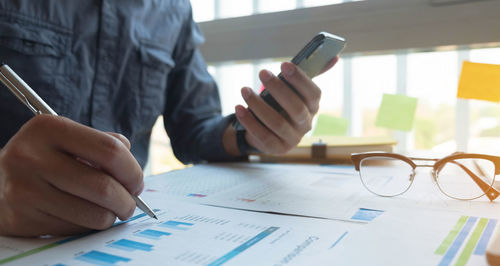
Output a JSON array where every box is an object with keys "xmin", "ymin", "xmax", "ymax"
[{"xmin": 350, "ymin": 152, "xmax": 500, "ymax": 201}]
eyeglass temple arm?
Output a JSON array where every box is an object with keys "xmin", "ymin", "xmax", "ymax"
[{"xmin": 448, "ymin": 160, "xmax": 500, "ymax": 201}]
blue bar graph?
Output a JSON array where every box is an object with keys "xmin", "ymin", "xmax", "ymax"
[
  {"xmin": 107, "ymin": 239, "xmax": 153, "ymax": 252},
  {"xmin": 351, "ymin": 208, "xmax": 384, "ymax": 222},
  {"xmin": 76, "ymin": 250, "xmax": 131, "ymax": 265},
  {"xmin": 474, "ymin": 219, "xmax": 498, "ymax": 255},
  {"xmin": 135, "ymin": 229, "xmax": 171, "ymax": 240},
  {"xmin": 159, "ymin": 220, "xmax": 194, "ymax": 231},
  {"xmin": 208, "ymin": 227, "xmax": 279, "ymax": 266},
  {"xmin": 438, "ymin": 216, "xmax": 478, "ymax": 266}
]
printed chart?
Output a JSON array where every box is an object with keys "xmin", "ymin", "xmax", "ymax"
[
  {"xmin": 0, "ymin": 202, "xmax": 356, "ymax": 266},
  {"xmin": 435, "ymin": 216, "xmax": 498, "ymax": 266}
]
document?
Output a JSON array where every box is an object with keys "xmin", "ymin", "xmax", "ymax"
[
  {"xmin": 1, "ymin": 201, "xmax": 496, "ymax": 265},
  {"xmin": 0, "ymin": 200, "xmax": 359, "ymax": 266},
  {"xmin": 142, "ymin": 163, "xmax": 500, "ymax": 222},
  {"xmin": 143, "ymin": 163, "xmax": 372, "ymax": 221},
  {"xmin": 330, "ymin": 207, "xmax": 499, "ymax": 266},
  {"xmin": 1, "ymin": 163, "xmax": 499, "ymax": 266}
]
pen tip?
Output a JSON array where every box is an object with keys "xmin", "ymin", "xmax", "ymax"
[{"xmin": 153, "ymin": 214, "xmax": 158, "ymax": 220}]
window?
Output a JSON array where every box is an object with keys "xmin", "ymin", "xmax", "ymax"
[
  {"xmin": 215, "ymin": 62, "xmax": 254, "ymax": 115},
  {"xmin": 258, "ymin": 0, "xmax": 297, "ymax": 13},
  {"xmin": 407, "ymin": 50, "xmax": 459, "ymax": 151},
  {"xmin": 303, "ymin": 0, "xmax": 344, "ymax": 7},
  {"xmin": 147, "ymin": 0, "xmax": 500, "ymax": 174},
  {"xmin": 218, "ymin": 0, "xmax": 253, "ymax": 19},
  {"xmin": 468, "ymin": 47, "xmax": 500, "ymax": 153},
  {"xmin": 191, "ymin": 0, "xmax": 355, "ymax": 22},
  {"xmin": 190, "ymin": 0, "xmax": 215, "ymax": 22},
  {"xmin": 353, "ymin": 54, "xmax": 397, "ymax": 138}
]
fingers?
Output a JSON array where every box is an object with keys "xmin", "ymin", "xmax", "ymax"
[
  {"xmin": 277, "ymin": 62, "xmax": 322, "ymax": 115},
  {"xmin": 235, "ymin": 59, "xmax": 337, "ymax": 156},
  {"xmin": 106, "ymin": 132, "xmax": 131, "ymax": 150},
  {"xmin": 0, "ymin": 206, "xmax": 88, "ymax": 237},
  {"xmin": 24, "ymin": 115, "xmax": 143, "ymax": 195},
  {"xmin": 0, "ymin": 170, "xmax": 115, "ymax": 236},
  {"xmin": 235, "ymin": 105, "xmax": 291, "ymax": 154},
  {"xmin": 0, "ymin": 116, "xmax": 141, "ymax": 236},
  {"xmin": 260, "ymin": 70, "xmax": 311, "ymax": 127},
  {"xmin": 258, "ymin": 67, "xmax": 313, "ymax": 133},
  {"xmin": 42, "ymin": 151, "xmax": 136, "ymax": 221},
  {"xmin": 35, "ymin": 183, "xmax": 117, "ymax": 230},
  {"xmin": 29, "ymin": 211, "xmax": 91, "ymax": 236},
  {"xmin": 241, "ymin": 87, "xmax": 300, "ymax": 142}
]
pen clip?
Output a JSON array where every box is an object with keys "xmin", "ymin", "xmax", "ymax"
[
  {"xmin": 18, "ymin": 88, "xmax": 42, "ymax": 115},
  {"xmin": 0, "ymin": 71, "xmax": 42, "ymax": 115}
]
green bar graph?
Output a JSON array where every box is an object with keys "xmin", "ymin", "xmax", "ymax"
[
  {"xmin": 435, "ymin": 216, "xmax": 499, "ymax": 266},
  {"xmin": 0, "ymin": 243, "xmax": 59, "ymax": 265},
  {"xmin": 435, "ymin": 216, "xmax": 468, "ymax": 255},
  {"xmin": 455, "ymin": 218, "xmax": 488, "ymax": 266}
]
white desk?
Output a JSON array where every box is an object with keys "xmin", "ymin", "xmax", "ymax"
[{"xmin": 1, "ymin": 162, "xmax": 499, "ymax": 265}]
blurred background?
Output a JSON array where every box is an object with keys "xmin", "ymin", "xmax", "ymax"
[{"xmin": 147, "ymin": 0, "xmax": 500, "ymax": 174}]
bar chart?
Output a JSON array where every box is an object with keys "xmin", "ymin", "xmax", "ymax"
[
  {"xmin": 76, "ymin": 250, "xmax": 131, "ymax": 265},
  {"xmin": 435, "ymin": 215, "xmax": 498, "ymax": 266},
  {"xmin": 159, "ymin": 221, "xmax": 194, "ymax": 231},
  {"xmin": 0, "ymin": 201, "xmax": 352, "ymax": 266},
  {"xmin": 135, "ymin": 229, "xmax": 171, "ymax": 240},
  {"xmin": 350, "ymin": 208, "xmax": 384, "ymax": 222},
  {"xmin": 107, "ymin": 239, "xmax": 153, "ymax": 252}
]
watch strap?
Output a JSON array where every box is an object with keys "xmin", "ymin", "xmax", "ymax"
[{"xmin": 229, "ymin": 114, "xmax": 260, "ymax": 156}]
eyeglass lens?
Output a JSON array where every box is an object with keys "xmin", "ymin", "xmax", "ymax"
[
  {"xmin": 435, "ymin": 158, "xmax": 496, "ymax": 200},
  {"xmin": 359, "ymin": 157, "xmax": 415, "ymax": 197},
  {"xmin": 358, "ymin": 156, "xmax": 497, "ymax": 200}
]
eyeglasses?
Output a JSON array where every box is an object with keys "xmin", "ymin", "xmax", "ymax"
[{"xmin": 350, "ymin": 152, "xmax": 500, "ymax": 201}]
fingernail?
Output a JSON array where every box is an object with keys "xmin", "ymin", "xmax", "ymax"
[
  {"xmin": 260, "ymin": 70, "xmax": 274, "ymax": 83},
  {"xmin": 235, "ymin": 105, "xmax": 246, "ymax": 118},
  {"xmin": 136, "ymin": 182, "xmax": 144, "ymax": 196},
  {"xmin": 282, "ymin": 62, "xmax": 295, "ymax": 77},
  {"xmin": 241, "ymin": 87, "xmax": 251, "ymax": 100}
]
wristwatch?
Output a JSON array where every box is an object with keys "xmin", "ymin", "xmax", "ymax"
[{"xmin": 229, "ymin": 114, "xmax": 260, "ymax": 156}]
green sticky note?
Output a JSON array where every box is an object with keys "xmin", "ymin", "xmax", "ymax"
[
  {"xmin": 375, "ymin": 93, "xmax": 418, "ymax": 131},
  {"xmin": 313, "ymin": 114, "xmax": 349, "ymax": 136}
]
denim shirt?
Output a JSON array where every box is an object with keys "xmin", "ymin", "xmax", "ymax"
[{"xmin": 0, "ymin": 0, "xmax": 235, "ymax": 167}]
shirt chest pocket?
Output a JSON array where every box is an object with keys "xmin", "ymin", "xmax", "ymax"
[
  {"xmin": 0, "ymin": 16, "xmax": 73, "ymax": 116},
  {"xmin": 138, "ymin": 40, "xmax": 175, "ymax": 118},
  {"xmin": 0, "ymin": 21, "xmax": 70, "ymax": 57}
]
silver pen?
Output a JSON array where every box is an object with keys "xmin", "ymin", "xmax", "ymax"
[{"xmin": 0, "ymin": 63, "xmax": 157, "ymax": 220}]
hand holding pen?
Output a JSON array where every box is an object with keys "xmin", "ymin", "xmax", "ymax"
[{"xmin": 0, "ymin": 63, "xmax": 156, "ymax": 237}]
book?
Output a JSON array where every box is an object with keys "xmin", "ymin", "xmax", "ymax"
[{"xmin": 253, "ymin": 136, "xmax": 396, "ymax": 164}]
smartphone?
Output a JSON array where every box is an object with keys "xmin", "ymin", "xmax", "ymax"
[
  {"xmin": 236, "ymin": 32, "xmax": 346, "ymax": 128},
  {"xmin": 233, "ymin": 32, "xmax": 346, "ymax": 152},
  {"xmin": 260, "ymin": 32, "xmax": 346, "ymax": 117}
]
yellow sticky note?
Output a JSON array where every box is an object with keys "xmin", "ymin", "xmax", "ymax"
[
  {"xmin": 457, "ymin": 61, "xmax": 500, "ymax": 102},
  {"xmin": 313, "ymin": 114, "xmax": 349, "ymax": 136}
]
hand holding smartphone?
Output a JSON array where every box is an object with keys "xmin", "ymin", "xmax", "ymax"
[
  {"xmin": 233, "ymin": 32, "xmax": 346, "ymax": 155},
  {"xmin": 260, "ymin": 32, "xmax": 346, "ymax": 118},
  {"xmin": 235, "ymin": 32, "xmax": 346, "ymax": 125}
]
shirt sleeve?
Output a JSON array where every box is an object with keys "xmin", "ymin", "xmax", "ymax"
[{"xmin": 163, "ymin": 8, "xmax": 240, "ymax": 164}]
